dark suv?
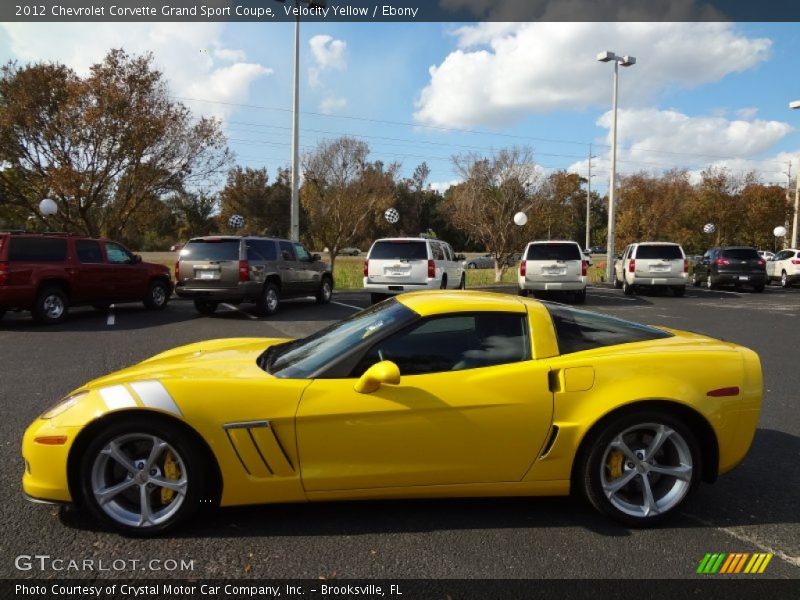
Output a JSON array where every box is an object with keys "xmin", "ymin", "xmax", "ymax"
[
  {"xmin": 0, "ymin": 231, "xmax": 172, "ymax": 324},
  {"xmin": 692, "ymin": 246, "xmax": 767, "ymax": 292},
  {"xmin": 175, "ymin": 236, "xmax": 333, "ymax": 316}
]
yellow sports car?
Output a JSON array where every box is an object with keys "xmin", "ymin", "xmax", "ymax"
[{"xmin": 22, "ymin": 291, "xmax": 762, "ymax": 535}]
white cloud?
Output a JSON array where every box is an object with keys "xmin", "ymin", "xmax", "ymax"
[
  {"xmin": 0, "ymin": 23, "xmax": 272, "ymax": 121},
  {"xmin": 308, "ymin": 34, "xmax": 347, "ymax": 89},
  {"xmin": 737, "ymin": 107, "xmax": 759, "ymax": 120},
  {"xmin": 415, "ymin": 22, "xmax": 771, "ymax": 128},
  {"xmin": 319, "ymin": 95, "xmax": 348, "ymax": 115},
  {"xmin": 429, "ymin": 179, "xmax": 462, "ymax": 193}
]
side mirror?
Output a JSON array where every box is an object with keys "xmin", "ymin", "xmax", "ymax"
[
  {"xmin": 311, "ymin": 253, "xmax": 321, "ymax": 262},
  {"xmin": 133, "ymin": 254, "xmax": 142, "ymax": 264},
  {"xmin": 456, "ymin": 254, "xmax": 466, "ymax": 261},
  {"xmin": 354, "ymin": 360, "xmax": 401, "ymax": 394}
]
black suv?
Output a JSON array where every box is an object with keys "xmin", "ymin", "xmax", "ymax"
[
  {"xmin": 175, "ymin": 236, "xmax": 333, "ymax": 316},
  {"xmin": 692, "ymin": 246, "xmax": 767, "ymax": 292}
]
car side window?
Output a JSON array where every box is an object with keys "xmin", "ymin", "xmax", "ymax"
[
  {"xmin": 293, "ymin": 243, "xmax": 310, "ymax": 261},
  {"xmin": 105, "ymin": 242, "xmax": 133, "ymax": 264},
  {"xmin": 247, "ymin": 240, "xmax": 277, "ymax": 261},
  {"xmin": 351, "ymin": 313, "xmax": 530, "ymax": 377},
  {"xmin": 278, "ymin": 241, "xmax": 295, "ymax": 261},
  {"xmin": 431, "ymin": 243, "xmax": 445, "ymax": 261},
  {"xmin": 75, "ymin": 240, "xmax": 104, "ymax": 264},
  {"xmin": 443, "ymin": 244, "xmax": 453, "ymax": 261}
]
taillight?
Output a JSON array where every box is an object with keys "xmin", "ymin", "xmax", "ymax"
[
  {"xmin": 792, "ymin": 259, "xmax": 800, "ymax": 265},
  {"xmin": 363, "ymin": 260, "xmax": 369, "ymax": 277},
  {"xmin": 716, "ymin": 258, "xmax": 730, "ymax": 266},
  {"xmin": 519, "ymin": 260, "xmax": 527, "ymax": 276},
  {"xmin": 581, "ymin": 260, "xmax": 588, "ymax": 276},
  {"xmin": 427, "ymin": 259, "xmax": 435, "ymax": 279},
  {"xmin": 628, "ymin": 259, "xmax": 635, "ymax": 273},
  {"xmin": 0, "ymin": 261, "xmax": 8, "ymax": 286},
  {"xmin": 757, "ymin": 259, "xmax": 765, "ymax": 266},
  {"xmin": 239, "ymin": 260, "xmax": 250, "ymax": 282},
  {"xmin": 683, "ymin": 259, "xmax": 688, "ymax": 273},
  {"xmin": 174, "ymin": 260, "xmax": 180, "ymax": 281}
]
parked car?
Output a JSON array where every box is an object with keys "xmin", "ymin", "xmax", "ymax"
[
  {"xmin": 340, "ymin": 247, "xmax": 361, "ymax": 256},
  {"xmin": 766, "ymin": 248, "xmax": 800, "ymax": 288},
  {"xmin": 582, "ymin": 251, "xmax": 594, "ymax": 267},
  {"xmin": 587, "ymin": 245, "xmax": 606, "ymax": 255},
  {"xmin": 465, "ymin": 254, "xmax": 495, "ymax": 269},
  {"xmin": 614, "ymin": 242, "xmax": 688, "ymax": 297},
  {"xmin": 170, "ymin": 243, "xmax": 184, "ymax": 252},
  {"xmin": 0, "ymin": 231, "xmax": 172, "ymax": 324},
  {"xmin": 175, "ymin": 236, "xmax": 333, "ymax": 316},
  {"xmin": 22, "ymin": 291, "xmax": 762, "ymax": 533},
  {"xmin": 363, "ymin": 237, "xmax": 465, "ymax": 304},
  {"xmin": 691, "ymin": 247, "xmax": 766, "ymax": 292},
  {"xmin": 518, "ymin": 240, "xmax": 587, "ymax": 303},
  {"xmin": 757, "ymin": 250, "xmax": 775, "ymax": 261}
]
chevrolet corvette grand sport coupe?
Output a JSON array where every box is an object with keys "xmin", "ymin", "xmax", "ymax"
[{"xmin": 22, "ymin": 291, "xmax": 762, "ymax": 535}]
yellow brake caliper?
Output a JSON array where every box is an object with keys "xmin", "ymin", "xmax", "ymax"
[
  {"xmin": 607, "ymin": 449, "xmax": 624, "ymax": 480},
  {"xmin": 161, "ymin": 450, "xmax": 180, "ymax": 504}
]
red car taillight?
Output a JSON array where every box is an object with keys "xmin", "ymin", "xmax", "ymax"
[
  {"xmin": 792, "ymin": 259, "xmax": 800, "ymax": 265},
  {"xmin": 174, "ymin": 260, "xmax": 180, "ymax": 281},
  {"xmin": 581, "ymin": 260, "xmax": 588, "ymax": 276},
  {"xmin": 519, "ymin": 260, "xmax": 526, "ymax": 276},
  {"xmin": 716, "ymin": 258, "xmax": 730, "ymax": 266},
  {"xmin": 363, "ymin": 260, "xmax": 369, "ymax": 277},
  {"xmin": 628, "ymin": 259, "xmax": 635, "ymax": 273},
  {"xmin": 0, "ymin": 261, "xmax": 8, "ymax": 286},
  {"xmin": 239, "ymin": 260, "xmax": 250, "ymax": 282},
  {"xmin": 427, "ymin": 259, "xmax": 435, "ymax": 279},
  {"xmin": 757, "ymin": 259, "xmax": 766, "ymax": 266},
  {"xmin": 683, "ymin": 259, "xmax": 689, "ymax": 273}
]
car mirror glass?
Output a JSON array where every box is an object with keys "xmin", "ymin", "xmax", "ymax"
[{"xmin": 354, "ymin": 360, "xmax": 401, "ymax": 394}]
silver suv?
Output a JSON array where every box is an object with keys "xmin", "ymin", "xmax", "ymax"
[
  {"xmin": 614, "ymin": 242, "xmax": 687, "ymax": 296},
  {"xmin": 175, "ymin": 236, "xmax": 333, "ymax": 316}
]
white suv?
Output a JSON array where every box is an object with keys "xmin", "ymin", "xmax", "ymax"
[
  {"xmin": 364, "ymin": 238, "xmax": 465, "ymax": 304},
  {"xmin": 518, "ymin": 240, "xmax": 587, "ymax": 302},
  {"xmin": 766, "ymin": 248, "xmax": 800, "ymax": 288},
  {"xmin": 614, "ymin": 242, "xmax": 688, "ymax": 296}
]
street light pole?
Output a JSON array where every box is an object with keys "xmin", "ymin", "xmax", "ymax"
[
  {"xmin": 597, "ymin": 51, "xmax": 635, "ymax": 282},
  {"xmin": 790, "ymin": 100, "xmax": 800, "ymax": 247},
  {"xmin": 585, "ymin": 143, "xmax": 595, "ymax": 250},
  {"xmin": 289, "ymin": 1, "xmax": 301, "ymax": 242}
]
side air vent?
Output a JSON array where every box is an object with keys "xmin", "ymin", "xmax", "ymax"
[
  {"xmin": 539, "ymin": 425, "xmax": 560, "ymax": 459},
  {"xmin": 223, "ymin": 421, "xmax": 294, "ymax": 477}
]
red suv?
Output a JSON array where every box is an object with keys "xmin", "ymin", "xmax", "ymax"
[{"xmin": 0, "ymin": 232, "xmax": 172, "ymax": 324}]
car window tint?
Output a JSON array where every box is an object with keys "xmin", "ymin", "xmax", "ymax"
[
  {"xmin": 293, "ymin": 243, "xmax": 310, "ymax": 261},
  {"xmin": 545, "ymin": 304, "xmax": 672, "ymax": 355},
  {"xmin": 352, "ymin": 313, "xmax": 529, "ymax": 377},
  {"xmin": 105, "ymin": 242, "xmax": 132, "ymax": 264},
  {"xmin": 369, "ymin": 241, "xmax": 428, "ymax": 260},
  {"xmin": 444, "ymin": 244, "xmax": 453, "ymax": 261},
  {"xmin": 247, "ymin": 240, "xmax": 277, "ymax": 261},
  {"xmin": 526, "ymin": 243, "xmax": 581, "ymax": 261},
  {"xmin": 721, "ymin": 248, "xmax": 759, "ymax": 260},
  {"xmin": 635, "ymin": 245, "xmax": 683, "ymax": 259},
  {"xmin": 9, "ymin": 237, "xmax": 68, "ymax": 262},
  {"xmin": 181, "ymin": 239, "xmax": 240, "ymax": 261},
  {"xmin": 75, "ymin": 240, "xmax": 104, "ymax": 264}
]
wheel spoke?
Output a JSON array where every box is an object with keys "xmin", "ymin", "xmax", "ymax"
[
  {"xmin": 641, "ymin": 474, "xmax": 659, "ymax": 516},
  {"xmin": 103, "ymin": 441, "xmax": 137, "ymax": 473},
  {"xmin": 96, "ymin": 479, "xmax": 136, "ymax": 505},
  {"xmin": 602, "ymin": 469, "xmax": 637, "ymax": 495},
  {"xmin": 649, "ymin": 463, "xmax": 692, "ymax": 481},
  {"xmin": 142, "ymin": 437, "xmax": 168, "ymax": 472},
  {"xmin": 610, "ymin": 437, "xmax": 639, "ymax": 464},
  {"xmin": 644, "ymin": 425, "xmax": 673, "ymax": 461},
  {"xmin": 138, "ymin": 485, "xmax": 154, "ymax": 527},
  {"xmin": 149, "ymin": 476, "xmax": 187, "ymax": 495}
]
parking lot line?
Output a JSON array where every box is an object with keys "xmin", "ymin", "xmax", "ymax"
[
  {"xmin": 106, "ymin": 304, "xmax": 115, "ymax": 326},
  {"xmin": 220, "ymin": 303, "xmax": 259, "ymax": 320},
  {"xmin": 331, "ymin": 301, "xmax": 364, "ymax": 311}
]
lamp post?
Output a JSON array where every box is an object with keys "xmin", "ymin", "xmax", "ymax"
[
  {"xmin": 790, "ymin": 100, "xmax": 800, "ymax": 247},
  {"xmin": 597, "ymin": 51, "xmax": 636, "ymax": 282}
]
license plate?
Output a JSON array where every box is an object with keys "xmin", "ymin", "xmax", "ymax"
[
  {"xmin": 544, "ymin": 268, "xmax": 565, "ymax": 275},
  {"xmin": 198, "ymin": 270, "xmax": 217, "ymax": 280},
  {"xmin": 738, "ymin": 276, "xmax": 749, "ymax": 281},
  {"xmin": 388, "ymin": 270, "xmax": 407, "ymax": 277}
]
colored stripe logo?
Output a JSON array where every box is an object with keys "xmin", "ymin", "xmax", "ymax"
[{"xmin": 697, "ymin": 552, "xmax": 773, "ymax": 574}]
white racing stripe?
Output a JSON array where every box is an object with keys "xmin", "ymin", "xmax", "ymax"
[
  {"xmin": 98, "ymin": 385, "xmax": 136, "ymax": 410},
  {"xmin": 130, "ymin": 380, "xmax": 182, "ymax": 416}
]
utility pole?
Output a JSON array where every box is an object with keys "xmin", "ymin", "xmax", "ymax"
[
  {"xmin": 585, "ymin": 144, "xmax": 595, "ymax": 250},
  {"xmin": 793, "ymin": 162, "xmax": 799, "ymax": 248},
  {"xmin": 289, "ymin": 0, "xmax": 301, "ymax": 242}
]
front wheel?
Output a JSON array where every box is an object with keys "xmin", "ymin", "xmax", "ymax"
[
  {"xmin": 458, "ymin": 273, "xmax": 466, "ymax": 289},
  {"xmin": 578, "ymin": 411, "xmax": 701, "ymax": 527},
  {"xmin": 77, "ymin": 416, "xmax": 208, "ymax": 535},
  {"xmin": 144, "ymin": 280, "xmax": 170, "ymax": 310},
  {"xmin": 781, "ymin": 271, "xmax": 790, "ymax": 289},
  {"xmin": 316, "ymin": 277, "xmax": 333, "ymax": 304}
]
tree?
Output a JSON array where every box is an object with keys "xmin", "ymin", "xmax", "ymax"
[
  {"xmin": 0, "ymin": 49, "xmax": 231, "ymax": 237},
  {"xmin": 218, "ymin": 166, "xmax": 291, "ymax": 237},
  {"xmin": 167, "ymin": 191, "xmax": 218, "ymax": 241},
  {"xmin": 301, "ymin": 137, "xmax": 397, "ymax": 269},
  {"xmin": 446, "ymin": 147, "xmax": 540, "ymax": 281}
]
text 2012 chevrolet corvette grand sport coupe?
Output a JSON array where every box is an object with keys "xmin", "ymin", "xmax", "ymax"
[{"xmin": 22, "ymin": 291, "xmax": 762, "ymax": 535}]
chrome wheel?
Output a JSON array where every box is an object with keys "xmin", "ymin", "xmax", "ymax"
[
  {"xmin": 90, "ymin": 434, "xmax": 187, "ymax": 529},
  {"xmin": 600, "ymin": 423, "xmax": 693, "ymax": 518},
  {"xmin": 322, "ymin": 280, "xmax": 332, "ymax": 301},
  {"xmin": 43, "ymin": 294, "xmax": 65, "ymax": 319},
  {"xmin": 706, "ymin": 274, "xmax": 713, "ymax": 289},
  {"xmin": 266, "ymin": 288, "xmax": 278, "ymax": 312},
  {"xmin": 151, "ymin": 285, "xmax": 167, "ymax": 307},
  {"xmin": 781, "ymin": 271, "xmax": 788, "ymax": 288}
]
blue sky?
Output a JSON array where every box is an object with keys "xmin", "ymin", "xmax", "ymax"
[{"xmin": 2, "ymin": 21, "xmax": 799, "ymax": 191}]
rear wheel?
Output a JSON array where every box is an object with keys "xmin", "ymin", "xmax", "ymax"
[
  {"xmin": 144, "ymin": 280, "xmax": 170, "ymax": 310},
  {"xmin": 578, "ymin": 411, "xmax": 700, "ymax": 527},
  {"xmin": 573, "ymin": 289, "xmax": 587, "ymax": 303},
  {"xmin": 459, "ymin": 273, "xmax": 466, "ymax": 289},
  {"xmin": 692, "ymin": 273, "xmax": 701, "ymax": 287},
  {"xmin": 622, "ymin": 280, "xmax": 635, "ymax": 296},
  {"xmin": 33, "ymin": 286, "xmax": 69, "ymax": 325},
  {"xmin": 518, "ymin": 288, "xmax": 529, "ymax": 297},
  {"xmin": 316, "ymin": 276, "xmax": 333, "ymax": 304},
  {"xmin": 614, "ymin": 274, "xmax": 623, "ymax": 289},
  {"xmin": 672, "ymin": 286, "xmax": 685, "ymax": 297},
  {"xmin": 781, "ymin": 271, "xmax": 790, "ymax": 289},
  {"xmin": 706, "ymin": 273, "xmax": 716, "ymax": 290},
  {"xmin": 193, "ymin": 299, "xmax": 218, "ymax": 316},
  {"xmin": 257, "ymin": 283, "xmax": 280, "ymax": 316}
]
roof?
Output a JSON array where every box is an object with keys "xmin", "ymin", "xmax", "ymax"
[
  {"xmin": 372, "ymin": 237, "xmax": 438, "ymax": 243},
  {"xmin": 630, "ymin": 241, "xmax": 682, "ymax": 246},
  {"xmin": 396, "ymin": 290, "xmax": 528, "ymax": 316}
]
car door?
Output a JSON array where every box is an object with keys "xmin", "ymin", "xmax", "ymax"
[
  {"xmin": 277, "ymin": 240, "xmax": 301, "ymax": 295},
  {"xmin": 296, "ymin": 312, "xmax": 554, "ymax": 492},
  {"xmin": 443, "ymin": 243, "xmax": 462, "ymax": 286},
  {"xmin": 72, "ymin": 239, "xmax": 112, "ymax": 303},
  {"xmin": 292, "ymin": 242, "xmax": 319, "ymax": 293},
  {"xmin": 104, "ymin": 241, "xmax": 148, "ymax": 302},
  {"xmin": 769, "ymin": 250, "xmax": 788, "ymax": 279}
]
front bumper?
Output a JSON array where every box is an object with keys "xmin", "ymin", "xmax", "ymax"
[{"xmin": 21, "ymin": 419, "xmax": 78, "ymax": 503}]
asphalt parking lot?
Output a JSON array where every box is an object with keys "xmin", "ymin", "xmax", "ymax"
[{"xmin": 1, "ymin": 284, "xmax": 798, "ymax": 579}]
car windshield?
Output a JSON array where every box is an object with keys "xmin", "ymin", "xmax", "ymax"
[
  {"xmin": 526, "ymin": 243, "xmax": 581, "ymax": 261},
  {"xmin": 181, "ymin": 239, "xmax": 240, "ymax": 261},
  {"xmin": 260, "ymin": 299, "xmax": 418, "ymax": 379},
  {"xmin": 721, "ymin": 248, "xmax": 759, "ymax": 261},
  {"xmin": 636, "ymin": 245, "xmax": 683, "ymax": 259},
  {"xmin": 544, "ymin": 303, "xmax": 672, "ymax": 355},
  {"xmin": 369, "ymin": 241, "xmax": 427, "ymax": 260}
]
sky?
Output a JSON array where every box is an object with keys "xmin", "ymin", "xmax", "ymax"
[{"xmin": 1, "ymin": 21, "xmax": 799, "ymax": 194}]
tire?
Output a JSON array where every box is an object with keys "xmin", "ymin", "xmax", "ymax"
[
  {"xmin": 577, "ymin": 410, "xmax": 701, "ymax": 527},
  {"xmin": 468, "ymin": 263, "xmax": 477, "ymax": 269},
  {"xmin": 193, "ymin": 299, "xmax": 218, "ymax": 316},
  {"xmin": 316, "ymin": 276, "xmax": 333, "ymax": 304},
  {"xmin": 518, "ymin": 288, "xmax": 529, "ymax": 297},
  {"xmin": 144, "ymin": 280, "xmax": 170, "ymax": 310},
  {"xmin": 573, "ymin": 289, "xmax": 587, "ymax": 303},
  {"xmin": 781, "ymin": 271, "xmax": 790, "ymax": 289},
  {"xmin": 257, "ymin": 283, "xmax": 280, "ymax": 316},
  {"xmin": 77, "ymin": 415, "xmax": 208, "ymax": 536},
  {"xmin": 614, "ymin": 275, "xmax": 623, "ymax": 289},
  {"xmin": 691, "ymin": 273, "xmax": 701, "ymax": 287},
  {"xmin": 622, "ymin": 280, "xmax": 635, "ymax": 296},
  {"xmin": 33, "ymin": 286, "xmax": 69, "ymax": 325},
  {"xmin": 440, "ymin": 276, "xmax": 447, "ymax": 290},
  {"xmin": 706, "ymin": 273, "xmax": 716, "ymax": 290},
  {"xmin": 672, "ymin": 286, "xmax": 685, "ymax": 297},
  {"xmin": 370, "ymin": 293, "xmax": 386, "ymax": 305},
  {"xmin": 458, "ymin": 273, "xmax": 466, "ymax": 289}
]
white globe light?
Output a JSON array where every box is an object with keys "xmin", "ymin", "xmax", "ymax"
[
  {"xmin": 702, "ymin": 222, "xmax": 716, "ymax": 234},
  {"xmin": 513, "ymin": 212, "xmax": 528, "ymax": 226},
  {"xmin": 384, "ymin": 207, "xmax": 400, "ymax": 224},
  {"xmin": 39, "ymin": 198, "xmax": 58, "ymax": 216},
  {"xmin": 773, "ymin": 226, "xmax": 787, "ymax": 237},
  {"xmin": 228, "ymin": 214, "xmax": 245, "ymax": 230}
]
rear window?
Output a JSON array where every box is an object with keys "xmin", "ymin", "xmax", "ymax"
[
  {"xmin": 721, "ymin": 248, "xmax": 759, "ymax": 261},
  {"xmin": 635, "ymin": 244, "xmax": 683, "ymax": 259},
  {"xmin": 181, "ymin": 239, "xmax": 240, "ymax": 261},
  {"xmin": 370, "ymin": 241, "xmax": 428, "ymax": 260},
  {"xmin": 525, "ymin": 243, "xmax": 581, "ymax": 261},
  {"xmin": 545, "ymin": 304, "xmax": 672, "ymax": 355},
  {"xmin": 9, "ymin": 237, "xmax": 68, "ymax": 262}
]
